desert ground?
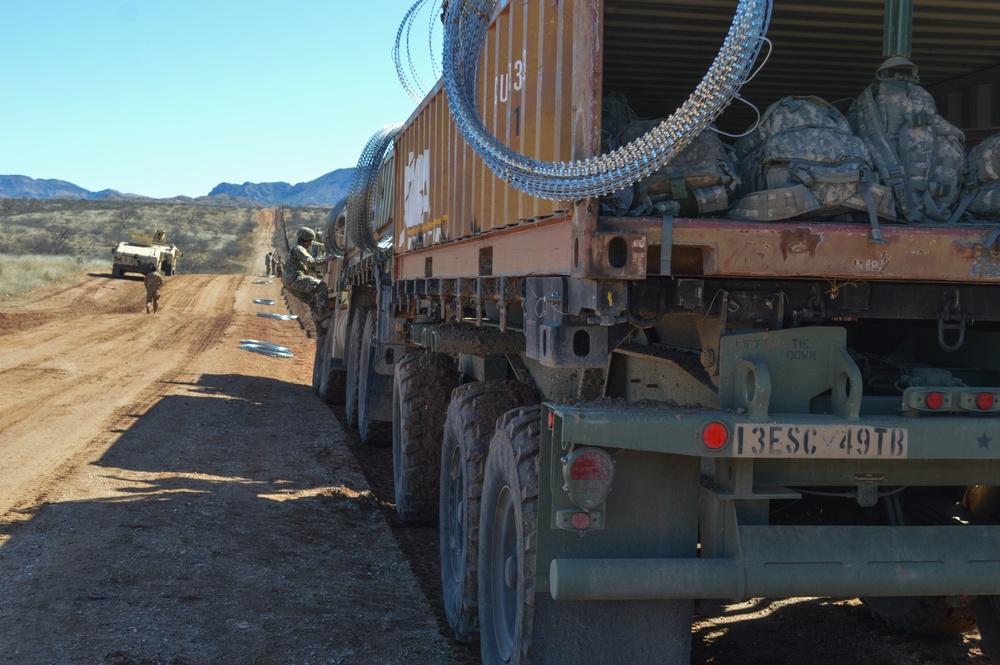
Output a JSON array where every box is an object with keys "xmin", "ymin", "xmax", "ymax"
[{"xmin": 0, "ymin": 212, "xmax": 991, "ymax": 664}]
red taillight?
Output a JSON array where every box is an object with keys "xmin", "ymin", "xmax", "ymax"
[
  {"xmin": 548, "ymin": 410, "xmax": 555, "ymax": 428},
  {"xmin": 571, "ymin": 453, "xmax": 612, "ymax": 481},
  {"xmin": 976, "ymin": 393, "xmax": 995, "ymax": 411},
  {"xmin": 702, "ymin": 422, "xmax": 729, "ymax": 450},
  {"xmin": 570, "ymin": 512, "xmax": 591, "ymax": 530},
  {"xmin": 562, "ymin": 448, "xmax": 614, "ymax": 510},
  {"xmin": 925, "ymin": 392, "xmax": 945, "ymax": 410}
]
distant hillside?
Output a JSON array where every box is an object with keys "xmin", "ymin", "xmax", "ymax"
[
  {"xmin": 0, "ymin": 169, "xmax": 355, "ymax": 207},
  {"xmin": 208, "ymin": 169, "xmax": 354, "ymax": 206},
  {"xmin": 0, "ymin": 175, "xmax": 104, "ymax": 200}
]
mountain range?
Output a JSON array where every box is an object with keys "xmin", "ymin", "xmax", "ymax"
[{"xmin": 0, "ymin": 168, "xmax": 355, "ymax": 207}]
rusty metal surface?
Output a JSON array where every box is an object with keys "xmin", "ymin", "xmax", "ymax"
[
  {"xmin": 655, "ymin": 219, "xmax": 1000, "ymax": 282},
  {"xmin": 394, "ymin": 216, "xmax": 573, "ymax": 280},
  {"xmin": 393, "ymin": 0, "xmax": 581, "ymax": 261},
  {"xmin": 390, "ymin": 0, "xmax": 1000, "ymax": 284}
]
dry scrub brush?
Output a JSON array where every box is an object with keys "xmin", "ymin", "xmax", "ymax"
[
  {"xmin": 0, "ymin": 254, "xmax": 107, "ymax": 300},
  {"xmin": 0, "ymin": 199, "xmax": 327, "ymax": 275}
]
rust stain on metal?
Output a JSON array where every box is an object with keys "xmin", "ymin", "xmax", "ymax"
[{"xmin": 779, "ymin": 228, "xmax": 822, "ymax": 260}]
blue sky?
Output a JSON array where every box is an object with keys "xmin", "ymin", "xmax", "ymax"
[{"xmin": 0, "ymin": 1, "xmax": 441, "ymax": 198}]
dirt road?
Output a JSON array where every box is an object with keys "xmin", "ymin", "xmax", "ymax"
[
  {"xmin": 0, "ymin": 213, "xmax": 991, "ymax": 664},
  {"xmin": 0, "ymin": 215, "xmax": 456, "ymax": 664}
]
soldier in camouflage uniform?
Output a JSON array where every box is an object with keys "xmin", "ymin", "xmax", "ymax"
[
  {"xmin": 144, "ymin": 269, "xmax": 165, "ymax": 314},
  {"xmin": 282, "ymin": 227, "xmax": 333, "ymax": 313}
]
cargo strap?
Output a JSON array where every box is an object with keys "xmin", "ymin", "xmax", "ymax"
[
  {"xmin": 860, "ymin": 184, "xmax": 889, "ymax": 244},
  {"xmin": 660, "ymin": 214, "xmax": 674, "ymax": 275},
  {"xmin": 946, "ymin": 190, "xmax": 977, "ymax": 224}
]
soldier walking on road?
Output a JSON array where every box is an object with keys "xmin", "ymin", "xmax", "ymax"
[
  {"xmin": 265, "ymin": 251, "xmax": 274, "ymax": 276},
  {"xmin": 144, "ymin": 269, "xmax": 165, "ymax": 314}
]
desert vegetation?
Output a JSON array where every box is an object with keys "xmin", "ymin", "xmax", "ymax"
[
  {"xmin": 0, "ymin": 198, "xmax": 330, "ymax": 298},
  {"xmin": 0, "ymin": 254, "xmax": 108, "ymax": 299}
]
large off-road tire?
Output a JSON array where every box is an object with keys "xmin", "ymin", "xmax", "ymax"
[
  {"xmin": 357, "ymin": 309, "xmax": 392, "ymax": 444},
  {"xmin": 440, "ymin": 381, "xmax": 539, "ymax": 643},
  {"xmin": 392, "ymin": 352, "xmax": 459, "ymax": 525},
  {"xmin": 344, "ymin": 307, "xmax": 370, "ymax": 429},
  {"xmin": 313, "ymin": 329, "xmax": 346, "ymax": 405},
  {"xmin": 479, "ymin": 407, "xmax": 699, "ymax": 665},
  {"xmin": 478, "ymin": 406, "xmax": 542, "ymax": 664},
  {"xmin": 312, "ymin": 330, "xmax": 328, "ymax": 395},
  {"xmin": 972, "ymin": 596, "xmax": 1000, "ymax": 662},
  {"xmin": 320, "ymin": 367, "xmax": 347, "ymax": 406},
  {"xmin": 864, "ymin": 489, "xmax": 977, "ymax": 634},
  {"xmin": 968, "ymin": 486, "xmax": 1000, "ymax": 660},
  {"xmin": 863, "ymin": 596, "xmax": 977, "ymax": 635}
]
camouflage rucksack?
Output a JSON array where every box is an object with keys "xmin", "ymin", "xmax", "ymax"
[
  {"xmin": 958, "ymin": 134, "xmax": 1000, "ymax": 221},
  {"xmin": 601, "ymin": 120, "xmax": 740, "ymax": 218},
  {"xmin": 599, "ymin": 90, "xmax": 740, "ymax": 217},
  {"xmin": 729, "ymin": 95, "xmax": 893, "ymax": 239},
  {"xmin": 848, "ymin": 57, "xmax": 966, "ymax": 225}
]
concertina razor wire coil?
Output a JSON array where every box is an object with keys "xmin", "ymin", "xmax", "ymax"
[
  {"xmin": 347, "ymin": 124, "xmax": 402, "ymax": 254},
  {"xmin": 324, "ymin": 196, "xmax": 348, "ymax": 259},
  {"xmin": 393, "ymin": 0, "xmax": 443, "ymax": 103},
  {"xmin": 441, "ymin": 0, "xmax": 773, "ymax": 201}
]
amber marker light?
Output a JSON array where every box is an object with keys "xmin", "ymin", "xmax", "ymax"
[{"xmin": 702, "ymin": 422, "xmax": 729, "ymax": 450}]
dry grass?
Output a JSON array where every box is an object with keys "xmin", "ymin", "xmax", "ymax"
[
  {"xmin": 0, "ymin": 254, "xmax": 108, "ymax": 300},
  {"xmin": 0, "ymin": 199, "xmax": 328, "ymax": 276},
  {"xmin": 0, "ymin": 198, "xmax": 330, "ymax": 299}
]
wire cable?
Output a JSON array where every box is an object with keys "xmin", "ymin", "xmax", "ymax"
[{"xmin": 441, "ymin": 0, "xmax": 773, "ymax": 200}]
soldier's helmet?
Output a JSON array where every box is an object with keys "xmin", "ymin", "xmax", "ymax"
[{"xmin": 297, "ymin": 227, "xmax": 316, "ymax": 243}]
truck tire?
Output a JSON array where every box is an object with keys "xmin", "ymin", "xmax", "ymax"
[
  {"xmin": 968, "ymin": 486, "xmax": 1000, "ymax": 660},
  {"xmin": 864, "ymin": 489, "xmax": 976, "ymax": 634},
  {"xmin": 863, "ymin": 596, "xmax": 977, "ymax": 635},
  {"xmin": 344, "ymin": 307, "xmax": 370, "ymax": 429},
  {"xmin": 312, "ymin": 333, "xmax": 327, "ymax": 395},
  {"xmin": 392, "ymin": 352, "xmax": 459, "ymax": 525},
  {"xmin": 320, "ymin": 367, "xmax": 347, "ymax": 406},
  {"xmin": 480, "ymin": 407, "xmax": 698, "ymax": 665},
  {"xmin": 972, "ymin": 596, "xmax": 1000, "ymax": 662},
  {"xmin": 313, "ymin": 331, "xmax": 347, "ymax": 405},
  {"xmin": 440, "ymin": 381, "xmax": 539, "ymax": 643},
  {"xmin": 357, "ymin": 309, "xmax": 392, "ymax": 444},
  {"xmin": 478, "ymin": 406, "xmax": 542, "ymax": 665}
]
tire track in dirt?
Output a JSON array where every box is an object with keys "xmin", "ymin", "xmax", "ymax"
[{"xmin": 0, "ymin": 272, "xmax": 241, "ymax": 524}]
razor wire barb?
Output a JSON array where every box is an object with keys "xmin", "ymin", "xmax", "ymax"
[{"xmin": 441, "ymin": 0, "xmax": 773, "ymax": 201}]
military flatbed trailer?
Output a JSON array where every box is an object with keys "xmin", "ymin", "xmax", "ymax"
[{"xmin": 313, "ymin": 0, "xmax": 1000, "ymax": 662}]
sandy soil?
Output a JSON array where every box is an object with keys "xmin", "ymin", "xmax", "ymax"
[
  {"xmin": 0, "ymin": 212, "xmax": 454, "ymax": 664},
  {"xmin": 0, "ymin": 211, "xmax": 991, "ymax": 664}
]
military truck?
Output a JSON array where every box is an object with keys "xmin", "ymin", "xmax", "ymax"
[
  {"xmin": 111, "ymin": 230, "xmax": 181, "ymax": 277},
  {"xmin": 314, "ymin": 1, "xmax": 1000, "ymax": 662}
]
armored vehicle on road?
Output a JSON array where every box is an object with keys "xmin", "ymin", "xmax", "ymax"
[{"xmin": 112, "ymin": 230, "xmax": 181, "ymax": 277}]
